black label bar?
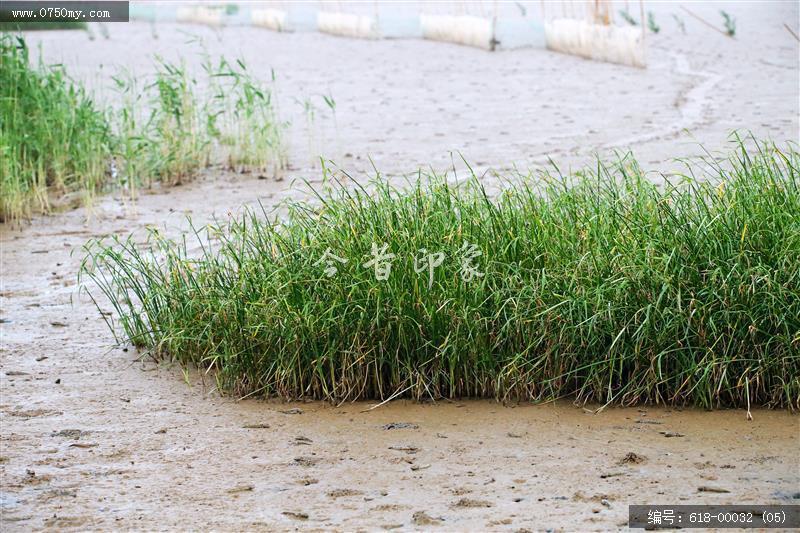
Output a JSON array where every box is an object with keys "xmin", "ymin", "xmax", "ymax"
[
  {"xmin": 629, "ymin": 505, "xmax": 800, "ymax": 529},
  {"xmin": 0, "ymin": 1, "xmax": 129, "ymax": 23}
]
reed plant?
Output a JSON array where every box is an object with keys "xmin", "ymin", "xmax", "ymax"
[
  {"xmin": 81, "ymin": 138, "xmax": 800, "ymax": 408},
  {"xmin": 205, "ymin": 57, "xmax": 287, "ymax": 175},
  {"xmin": 1, "ymin": 34, "xmax": 112, "ymax": 222},
  {"xmin": 1, "ymin": 34, "xmax": 288, "ymax": 221},
  {"xmin": 148, "ymin": 58, "xmax": 210, "ymax": 185},
  {"xmin": 720, "ymin": 11, "xmax": 736, "ymax": 37},
  {"xmin": 110, "ymin": 53, "xmax": 287, "ymax": 190}
]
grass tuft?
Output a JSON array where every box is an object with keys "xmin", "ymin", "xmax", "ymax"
[
  {"xmin": 1, "ymin": 34, "xmax": 112, "ymax": 222},
  {"xmin": 205, "ymin": 57, "xmax": 287, "ymax": 174},
  {"xmin": 2, "ymin": 34, "xmax": 287, "ymax": 221},
  {"xmin": 81, "ymin": 138, "xmax": 800, "ymax": 408}
]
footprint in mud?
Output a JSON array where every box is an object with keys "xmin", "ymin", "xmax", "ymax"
[
  {"xmin": 7, "ymin": 408, "xmax": 62, "ymax": 419},
  {"xmin": 50, "ymin": 429, "xmax": 90, "ymax": 439},
  {"xmin": 453, "ymin": 498, "xmax": 492, "ymax": 508},
  {"xmin": 382, "ymin": 422, "xmax": 419, "ymax": 430},
  {"xmin": 282, "ymin": 511, "xmax": 309, "ymax": 521},
  {"xmin": 697, "ymin": 486, "xmax": 731, "ymax": 494},
  {"xmin": 327, "ymin": 488, "xmax": 363, "ymax": 498},
  {"xmin": 388, "ymin": 445, "xmax": 418, "ymax": 454},
  {"xmin": 43, "ymin": 515, "xmax": 91, "ymax": 528},
  {"xmin": 635, "ymin": 419, "xmax": 663, "ymax": 425},
  {"xmin": 372, "ymin": 504, "xmax": 410, "ymax": 512},
  {"xmin": 38, "ymin": 488, "xmax": 78, "ymax": 503},
  {"xmin": 773, "ymin": 490, "xmax": 800, "ymax": 501},
  {"xmin": 572, "ymin": 491, "xmax": 614, "ymax": 506},
  {"xmin": 227, "ymin": 484, "xmax": 254, "ymax": 494},
  {"xmin": 293, "ymin": 456, "xmax": 320, "ymax": 467},
  {"xmin": 619, "ymin": 452, "xmax": 647, "ymax": 465},
  {"xmin": 413, "ymin": 510, "xmax": 444, "ymax": 525},
  {"xmin": 22, "ymin": 469, "xmax": 53, "ymax": 485}
]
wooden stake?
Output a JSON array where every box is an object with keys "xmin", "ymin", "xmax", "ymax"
[
  {"xmin": 785, "ymin": 23, "xmax": 800, "ymax": 43},
  {"xmin": 640, "ymin": 0, "xmax": 645, "ymax": 43},
  {"xmin": 680, "ymin": 5, "xmax": 733, "ymax": 38}
]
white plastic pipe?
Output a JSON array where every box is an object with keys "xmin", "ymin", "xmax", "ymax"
[
  {"xmin": 420, "ymin": 15, "xmax": 495, "ymax": 50},
  {"xmin": 317, "ymin": 11, "xmax": 379, "ymax": 39},
  {"xmin": 175, "ymin": 6, "xmax": 194, "ymax": 23},
  {"xmin": 252, "ymin": 8, "xmax": 289, "ymax": 32},
  {"xmin": 194, "ymin": 6, "xmax": 223, "ymax": 27},
  {"xmin": 544, "ymin": 19, "xmax": 646, "ymax": 68},
  {"xmin": 175, "ymin": 6, "xmax": 223, "ymax": 27}
]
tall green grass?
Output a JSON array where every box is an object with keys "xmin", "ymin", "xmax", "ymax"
[
  {"xmin": 111, "ymin": 55, "xmax": 286, "ymax": 195},
  {"xmin": 81, "ymin": 139, "xmax": 800, "ymax": 408},
  {"xmin": 1, "ymin": 34, "xmax": 111, "ymax": 222},
  {"xmin": 205, "ymin": 57, "xmax": 287, "ymax": 174},
  {"xmin": 2, "ymin": 34, "xmax": 287, "ymax": 221}
]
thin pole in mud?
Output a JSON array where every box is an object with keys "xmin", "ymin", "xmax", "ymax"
[
  {"xmin": 680, "ymin": 5, "xmax": 734, "ymax": 38},
  {"xmin": 640, "ymin": 0, "xmax": 645, "ymax": 42},
  {"xmin": 492, "ymin": 0, "xmax": 498, "ymax": 50},
  {"xmin": 784, "ymin": 23, "xmax": 800, "ymax": 42}
]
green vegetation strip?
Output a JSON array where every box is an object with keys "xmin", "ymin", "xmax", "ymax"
[
  {"xmin": 82, "ymin": 140, "xmax": 800, "ymax": 408},
  {"xmin": 1, "ymin": 34, "xmax": 111, "ymax": 222},
  {"xmin": 1, "ymin": 34, "xmax": 285, "ymax": 223},
  {"xmin": 0, "ymin": 21, "xmax": 87, "ymax": 31}
]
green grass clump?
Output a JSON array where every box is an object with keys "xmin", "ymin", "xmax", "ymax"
[
  {"xmin": 111, "ymin": 53, "xmax": 287, "ymax": 198},
  {"xmin": 0, "ymin": 21, "xmax": 87, "ymax": 31},
  {"xmin": 205, "ymin": 57, "xmax": 287, "ymax": 175},
  {"xmin": 619, "ymin": 9, "xmax": 638, "ymax": 26},
  {"xmin": 720, "ymin": 10, "xmax": 736, "ymax": 37},
  {"xmin": 647, "ymin": 12, "xmax": 660, "ymax": 34},
  {"xmin": 149, "ymin": 58, "xmax": 210, "ymax": 185},
  {"xmin": 1, "ymin": 33, "xmax": 289, "ymax": 221},
  {"xmin": 110, "ymin": 58, "xmax": 212, "ymax": 192},
  {"xmin": 81, "ymin": 139, "xmax": 800, "ymax": 408},
  {"xmin": 1, "ymin": 34, "xmax": 111, "ymax": 222}
]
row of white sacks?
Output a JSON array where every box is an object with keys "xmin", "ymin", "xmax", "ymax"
[{"xmin": 130, "ymin": 4, "xmax": 646, "ymax": 67}]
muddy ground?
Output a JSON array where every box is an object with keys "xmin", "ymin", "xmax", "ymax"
[{"xmin": 2, "ymin": 1, "xmax": 799, "ymax": 530}]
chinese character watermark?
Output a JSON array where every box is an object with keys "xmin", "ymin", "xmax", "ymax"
[
  {"xmin": 314, "ymin": 242, "xmax": 484, "ymax": 283},
  {"xmin": 314, "ymin": 248, "xmax": 348, "ymax": 277},
  {"xmin": 457, "ymin": 241, "xmax": 484, "ymax": 281},
  {"xmin": 413, "ymin": 249, "xmax": 445, "ymax": 289},
  {"xmin": 363, "ymin": 242, "xmax": 396, "ymax": 281}
]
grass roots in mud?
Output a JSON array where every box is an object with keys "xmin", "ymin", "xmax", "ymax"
[{"xmin": 81, "ymin": 140, "xmax": 800, "ymax": 408}]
